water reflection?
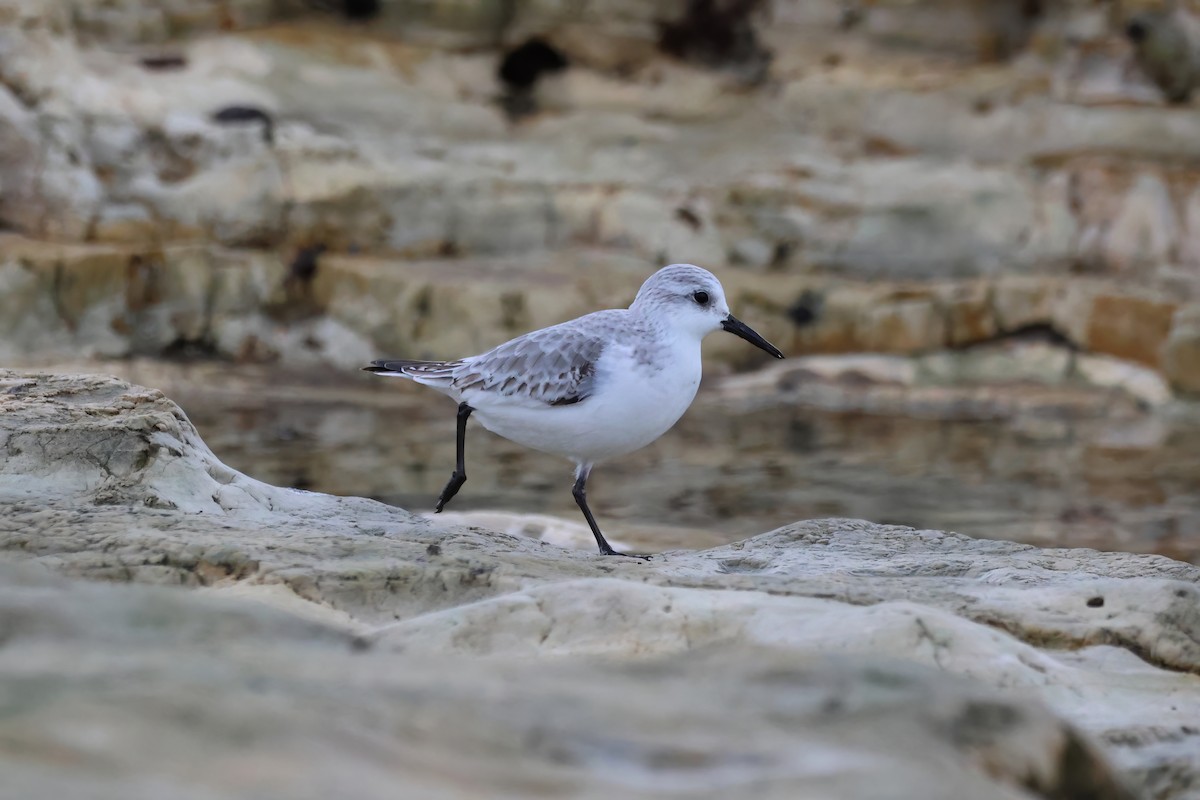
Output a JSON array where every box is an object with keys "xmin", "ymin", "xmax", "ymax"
[{"xmin": 176, "ymin": 374, "xmax": 1200, "ymax": 565}]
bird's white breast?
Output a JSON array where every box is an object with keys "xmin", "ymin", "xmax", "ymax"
[{"xmin": 469, "ymin": 334, "xmax": 702, "ymax": 464}]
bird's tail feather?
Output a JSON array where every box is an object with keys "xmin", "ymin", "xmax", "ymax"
[{"xmin": 363, "ymin": 359, "xmax": 462, "ymax": 384}]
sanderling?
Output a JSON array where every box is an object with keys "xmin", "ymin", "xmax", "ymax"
[{"xmin": 364, "ymin": 263, "xmax": 784, "ymax": 558}]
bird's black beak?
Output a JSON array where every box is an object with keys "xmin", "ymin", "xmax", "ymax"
[{"xmin": 721, "ymin": 314, "xmax": 784, "ymax": 359}]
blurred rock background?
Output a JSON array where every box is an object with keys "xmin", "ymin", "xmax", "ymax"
[{"xmin": 3, "ymin": 0, "xmax": 1200, "ymax": 560}]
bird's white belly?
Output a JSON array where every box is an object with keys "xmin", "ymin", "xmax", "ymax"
[{"xmin": 469, "ymin": 351, "xmax": 701, "ymax": 464}]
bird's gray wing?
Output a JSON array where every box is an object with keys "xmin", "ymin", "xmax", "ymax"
[{"xmin": 452, "ymin": 317, "xmax": 609, "ymax": 408}]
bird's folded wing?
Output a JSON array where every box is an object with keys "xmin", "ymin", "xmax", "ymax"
[{"xmin": 453, "ymin": 323, "xmax": 605, "ymax": 408}]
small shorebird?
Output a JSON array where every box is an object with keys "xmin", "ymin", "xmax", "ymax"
[{"xmin": 364, "ymin": 263, "xmax": 784, "ymax": 557}]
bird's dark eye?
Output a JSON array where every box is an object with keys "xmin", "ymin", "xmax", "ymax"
[{"xmin": 693, "ymin": 290, "xmax": 710, "ymax": 305}]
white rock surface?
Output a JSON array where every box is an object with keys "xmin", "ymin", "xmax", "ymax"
[
  {"xmin": 427, "ymin": 510, "xmax": 633, "ymax": 552},
  {"xmin": 1, "ymin": 370, "xmax": 1199, "ymax": 798},
  {"xmin": 0, "ymin": 559, "xmax": 1133, "ymax": 800}
]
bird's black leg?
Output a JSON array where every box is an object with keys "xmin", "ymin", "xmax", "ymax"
[
  {"xmin": 435, "ymin": 402, "xmax": 473, "ymax": 512},
  {"xmin": 572, "ymin": 465, "xmax": 650, "ymax": 560}
]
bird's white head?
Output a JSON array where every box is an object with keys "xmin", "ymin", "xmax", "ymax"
[{"xmin": 630, "ymin": 264, "xmax": 784, "ymax": 358}]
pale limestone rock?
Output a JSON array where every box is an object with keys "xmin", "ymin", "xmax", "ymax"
[
  {"xmin": 0, "ymin": 565, "xmax": 1133, "ymax": 800},
  {"xmin": 595, "ymin": 189, "xmax": 728, "ymax": 266},
  {"xmin": 0, "ymin": 258, "xmax": 76, "ymax": 363},
  {"xmin": 369, "ymin": 577, "xmax": 1200, "ymax": 771},
  {"xmin": 1082, "ymin": 291, "xmax": 1178, "ymax": 369},
  {"xmin": 1, "ymin": 0, "xmax": 289, "ymax": 43},
  {"xmin": 988, "ymin": 278, "xmax": 1065, "ymax": 335},
  {"xmin": 859, "ymin": 296, "xmax": 947, "ymax": 352},
  {"xmin": 1075, "ymin": 353, "xmax": 1174, "ymax": 407},
  {"xmin": 1181, "ymin": 187, "xmax": 1200, "ymax": 268},
  {"xmin": 729, "ymin": 235, "xmax": 777, "ymax": 268},
  {"xmin": 712, "ymin": 350, "xmax": 1149, "ymax": 420},
  {"xmin": 427, "ymin": 510, "xmax": 632, "ymax": 552},
  {"xmin": 0, "ymin": 83, "xmax": 44, "ymax": 233},
  {"xmin": 1164, "ymin": 303, "xmax": 1200, "ymax": 395},
  {"xmin": 846, "ymin": 0, "xmax": 1041, "ymax": 60},
  {"xmin": 918, "ymin": 341, "xmax": 1073, "ymax": 386},
  {"xmin": 3, "ymin": 228, "xmax": 1190, "ymax": 399},
  {"xmin": 942, "ymin": 281, "xmax": 999, "ymax": 346},
  {"xmin": 796, "ymin": 158, "xmax": 1051, "ymax": 278},
  {"xmin": 1103, "ymin": 173, "xmax": 1181, "ymax": 274},
  {"xmin": 785, "ymin": 353, "xmax": 920, "ymax": 385},
  {"xmin": 0, "ymin": 0, "xmax": 1196, "ymax": 403},
  {"xmin": 1, "ymin": 371, "xmax": 1197, "ymax": 797},
  {"xmin": 1052, "ymin": 280, "xmax": 1101, "ymax": 350}
]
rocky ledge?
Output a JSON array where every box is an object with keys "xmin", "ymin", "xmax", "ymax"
[{"xmin": 2, "ymin": 370, "xmax": 1199, "ymax": 799}]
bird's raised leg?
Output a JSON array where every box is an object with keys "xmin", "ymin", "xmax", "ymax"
[
  {"xmin": 435, "ymin": 402, "xmax": 473, "ymax": 512},
  {"xmin": 572, "ymin": 464, "xmax": 650, "ymax": 559}
]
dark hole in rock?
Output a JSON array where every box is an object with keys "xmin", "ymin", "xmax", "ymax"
[
  {"xmin": 210, "ymin": 105, "xmax": 276, "ymax": 144},
  {"xmin": 771, "ymin": 240, "xmax": 793, "ymax": 268},
  {"xmin": 675, "ymin": 207, "xmax": 703, "ymax": 231},
  {"xmin": 139, "ymin": 55, "xmax": 187, "ymax": 71},
  {"xmin": 287, "ymin": 243, "xmax": 327, "ymax": 287},
  {"xmin": 498, "ymin": 38, "xmax": 569, "ymax": 91},
  {"xmin": 1086, "ymin": 596, "xmax": 1105, "ymax": 608},
  {"xmin": 343, "ymin": 0, "xmax": 380, "ymax": 20},
  {"xmin": 839, "ymin": 5, "xmax": 863, "ymax": 30},
  {"xmin": 162, "ymin": 336, "xmax": 221, "ymax": 362},
  {"xmin": 954, "ymin": 323, "xmax": 1078, "ymax": 352},
  {"xmin": 656, "ymin": 0, "xmax": 772, "ymax": 77},
  {"xmin": 786, "ymin": 290, "xmax": 823, "ymax": 328}
]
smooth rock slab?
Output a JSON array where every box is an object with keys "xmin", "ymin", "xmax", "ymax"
[
  {"xmin": 2, "ymin": 371, "xmax": 1199, "ymax": 798},
  {"xmin": 0, "ymin": 565, "xmax": 1132, "ymax": 800}
]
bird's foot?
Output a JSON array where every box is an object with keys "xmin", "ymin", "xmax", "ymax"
[
  {"xmin": 434, "ymin": 471, "xmax": 466, "ymax": 513},
  {"xmin": 598, "ymin": 546, "xmax": 652, "ymax": 560}
]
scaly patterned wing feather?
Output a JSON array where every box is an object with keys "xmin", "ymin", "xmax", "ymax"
[{"xmin": 453, "ymin": 319, "xmax": 607, "ymax": 407}]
